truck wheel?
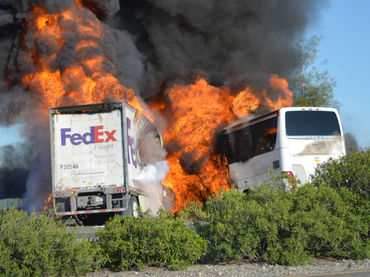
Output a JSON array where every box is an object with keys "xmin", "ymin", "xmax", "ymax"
[{"xmin": 126, "ymin": 196, "xmax": 139, "ymax": 218}]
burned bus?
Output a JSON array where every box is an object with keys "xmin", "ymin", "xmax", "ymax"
[{"xmin": 216, "ymin": 107, "xmax": 346, "ymax": 191}]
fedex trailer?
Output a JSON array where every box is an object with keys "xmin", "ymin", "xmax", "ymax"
[{"xmin": 49, "ymin": 102, "xmax": 172, "ymax": 223}]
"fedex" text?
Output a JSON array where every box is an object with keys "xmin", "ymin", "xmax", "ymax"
[{"xmin": 61, "ymin": 126, "xmax": 117, "ymax": 146}]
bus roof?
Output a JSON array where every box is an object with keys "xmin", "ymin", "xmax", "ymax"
[
  {"xmin": 279, "ymin": 107, "xmax": 339, "ymax": 113},
  {"xmin": 222, "ymin": 107, "xmax": 339, "ymax": 133}
]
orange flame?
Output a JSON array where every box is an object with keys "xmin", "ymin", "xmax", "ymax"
[
  {"xmin": 264, "ymin": 74, "xmax": 293, "ymax": 110},
  {"xmin": 232, "ymin": 87, "xmax": 260, "ymax": 117},
  {"xmin": 264, "ymin": 127, "xmax": 278, "ymax": 136},
  {"xmin": 19, "ymin": 2, "xmax": 294, "ymax": 213},
  {"xmin": 152, "ymin": 78, "xmax": 234, "ymax": 211},
  {"xmin": 42, "ymin": 194, "xmax": 52, "ymax": 211},
  {"xmin": 151, "ymin": 76, "xmax": 293, "ymax": 212},
  {"xmin": 20, "ymin": 3, "xmax": 142, "ymax": 115}
]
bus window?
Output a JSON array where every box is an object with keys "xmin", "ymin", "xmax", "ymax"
[
  {"xmin": 216, "ymin": 129, "xmax": 252, "ymax": 163},
  {"xmin": 215, "ymin": 132, "xmax": 236, "ymax": 163},
  {"xmin": 286, "ymin": 111, "xmax": 341, "ymax": 136},
  {"xmin": 234, "ymin": 127, "xmax": 253, "ymax": 162},
  {"xmin": 216, "ymin": 116, "xmax": 277, "ymax": 164},
  {"xmin": 251, "ymin": 117, "xmax": 277, "ymax": 156}
]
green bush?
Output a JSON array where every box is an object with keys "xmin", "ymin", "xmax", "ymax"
[
  {"xmin": 283, "ymin": 185, "xmax": 369, "ymax": 261},
  {"xmin": 183, "ymin": 185, "xmax": 369, "ymax": 265},
  {"xmin": 311, "ymin": 149, "xmax": 369, "ymax": 198},
  {"xmin": 96, "ymin": 211, "xmax": 207, "ymax": 270},
  {"xmin": 0, "ymin": 209, "xmax": 98, "ymax": 276},
  {"xmin": 181, "ymin": 189, "xmax": 267, "ymax": 263}
]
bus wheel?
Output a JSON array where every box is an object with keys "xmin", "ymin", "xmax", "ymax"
[{"xmin": 126, "ymin": 196, "xmax": 139, "ymax": 218}]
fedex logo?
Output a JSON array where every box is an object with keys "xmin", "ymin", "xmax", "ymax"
[{"xmin": 61, "ymin": 126, "xmax": 117, "ymax": 146}]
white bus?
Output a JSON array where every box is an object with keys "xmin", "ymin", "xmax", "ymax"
[{"xmin": 216, "ymin": 107, "xmax": 346, "ymax": 191}]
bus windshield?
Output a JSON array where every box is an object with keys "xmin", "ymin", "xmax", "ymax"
[{"xmin": 285, "ymin": 111, "xmax": 341, "ymax": 136}]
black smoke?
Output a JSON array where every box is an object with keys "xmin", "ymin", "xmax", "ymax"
[
  {"xmin": 344, "ymin": 132, "xmax": 360, "ymax": 153},
  {"xmin": 112, "ymin": 0, "xmax": 325, "ymax": 98},
  {"xmin": 0, "ymin": 142, "xmax": 38, "ymax": 199},
  {"xmin": 0, "ymin": 0, "xmax": 326, "ymax": 207}
]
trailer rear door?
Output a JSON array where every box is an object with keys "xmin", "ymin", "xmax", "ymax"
[{"xmin": 51, "ymin": 109, "xmax": 124, "ymax": 191}]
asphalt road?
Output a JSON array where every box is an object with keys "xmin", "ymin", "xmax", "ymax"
[
  {"xmin": 71, "ymin": 225, "xmax": 104, "ymax": 240},
  {"xmin": 86, "ymin": 262, "xmax": 370, "ymax": 277},
  {"xmin": 285, "ymin": 269, "xmax": 370, "ymax": 277}
]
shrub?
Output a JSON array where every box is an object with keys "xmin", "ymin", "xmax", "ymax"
[
  {"xmin": 283, "ymin": 184, "xmax": 369, "ymax": 261},
  {"xmin": 311, "ymin": 149, "xmax": 369, "ymax": 198},
  {"xmin": 0, "ymin": 209, "xmax": 98, "ymax": 276},
  {"xmin": 96, "ymin": 211, "xmax": 207, "ymax": 270},
  {"xmin": 181, "ymin": 189, "xmax": 265, "ymax": 262},
  {"xmin": 184, "ymin": 185, "xmax": 369, "ymax": 265}
]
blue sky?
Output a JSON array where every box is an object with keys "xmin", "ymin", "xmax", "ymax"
[
  {"xmin": 307, "ymin": 0, "xmax": 370, "ymax": 148},
  {"xmin": 0, "ymin": 0, "xmax": 369, "ymax": 148},
  {"xmin": 0, "ymin": 124, "xmax": 24, "ymax": 146}
]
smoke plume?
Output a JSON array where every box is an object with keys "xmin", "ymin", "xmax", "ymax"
[
  {"xmin": 0, "ymin": 142, "xmax": 37, "ymax": 199},
  {"xmin": 113, "ymin": 0, "xmax": 324, "ymax": 97},
  {"xmin": 133, "ymin": 160, "xmax": 171, "ymax": 214},
  {"xmin": 0, "ymin": 0, "xmax": 325, "ymax": 209}
]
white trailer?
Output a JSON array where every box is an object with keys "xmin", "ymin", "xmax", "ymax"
[
  {"xmin": 216, "ymin": 107, "xmax": 346, "ymax": 191},
  {"xmin": 49, "ymin": 102, "xmax": 172, "ymax": 223}
]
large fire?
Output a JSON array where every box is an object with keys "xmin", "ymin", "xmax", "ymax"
[
  {"xmin": 151, "ymin": 76, "xmax": 293, "ymax": 212},
  {"xmin": 20, "ymin": 2, "xmax": 142, "ymax": 115},
  {"xmin": 19, "ymin": 1, "xmax": 293, "ymax": 212}
]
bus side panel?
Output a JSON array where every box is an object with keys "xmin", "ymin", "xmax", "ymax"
[
  {"xmin": 226, "ymin": 114, "xmax": 281, "ymax": 191},
  {"xmin": 229, "ymin": 148, "xmax": 281, "ymax": 191}
]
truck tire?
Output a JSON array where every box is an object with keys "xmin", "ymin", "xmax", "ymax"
[{"xmin": 125, "ymin": 196, "xmax": 139, "ymax": 218}]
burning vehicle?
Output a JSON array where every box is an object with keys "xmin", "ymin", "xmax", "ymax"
[
  {"xmin": 50, "ymin": 101, "xmax": 173, "ymax": 222},
  {"xmin": 0, "ymin": 0, "xmax": 326, "ymax": 213}
]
